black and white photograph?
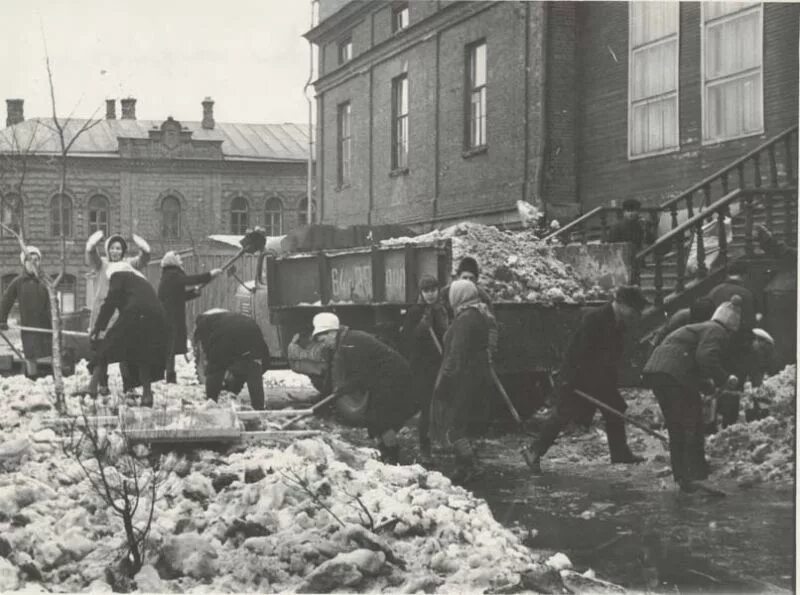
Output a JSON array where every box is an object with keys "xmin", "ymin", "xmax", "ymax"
[{"xmin": 0, "ymin": 0, "xmax": 796, "ymax": 592}]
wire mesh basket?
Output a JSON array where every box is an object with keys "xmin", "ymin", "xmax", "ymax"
[{"xmin": 119, "ymin": 404, "xmax": 243, "ymax": 443}]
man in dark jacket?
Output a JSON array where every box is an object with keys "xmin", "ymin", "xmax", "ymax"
[
  {"xmin": 643, "ymin": 297, "xmax": 741, "ymax": 492},
  {"xmin": 523, "ymin": 286, "xmax": 649, "ymax": 475},
  {"xmin": 194, "ymin": 309, "xmax": 269, "ymax": 410},
  {"xmin": 651, "ymin": 298, "xmax": 715, "ymax": 347},
  {"xmin": 158, "ymin": 251, "xmax": 221, "ymax": 383},
  {"xmin": 0, "ymin": 247, "xmax": 52, "ymax": 376},
  {"xmin": 90, "ymin": 262, "xmax": 168, "ymax": 405},
  {"xmin": 313, "ymin": 312, "xmax": 417, "ymax": 464},
  {"xmin": 608, "ymin": 199, "xmax": 656, "ymax": 252}
]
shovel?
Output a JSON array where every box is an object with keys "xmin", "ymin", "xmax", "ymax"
[
  {"xmin": 573, "ymin": 389, "xmax": 668, "ymax": 444},
  {"xmin": 199, "ymin": 229, "xmax": 267, "ymax": 289},
  {"xmin": 14, "ymin": 326, "xmax": 90, "ymax": 338},
  {"xmin": 279, "ymin": 391, "xmax": 343, "ymax": 430}
]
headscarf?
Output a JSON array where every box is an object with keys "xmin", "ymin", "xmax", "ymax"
[
  {"xmin": 19, "ymin": 246, "xmax": 42, "ymax": 266},
  {"xmin": 106, "ymin": 261, "xmax": 145, "ymax": 280},
  {"xmin": 160, "ymin": 250, "xmax": 182, "ymax": 269}
]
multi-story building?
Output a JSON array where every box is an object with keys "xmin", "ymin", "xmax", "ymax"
[
  {"xmin": 306, "ymin": 0, "xmax": 798, "ymax": 228},
  {"xmin": 0, "ymin": 97, "xmax": 309, "ymax": 311}
]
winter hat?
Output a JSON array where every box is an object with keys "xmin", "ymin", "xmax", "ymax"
[
  {"xmin": 312, "ymin": 312, "xmax": 340, "ymax": 337},
  {"xmin": 104, "ymin": 234, "xmax": 128, "ymax": 257},
  {"xmin": 201, "ymin": 308, "xmax": 228, "ymax": 316},
  {"xmin": 752, "ymin": 328, "xmax": 775, "ymax": 345},
  {"xmin": 615, "ymin": 285, "xmax": 649, "ymax": 312},
  {"xmin": 419, "ymin": 274, "xmax": 439, "ymax": 291},
  {"xmin": 456, "ymin": 257, "xmax": 480, "ymax": 279},
  {"xmin": 161, "ymin": 250, "xmax": 182, "ymax": 269},
  {"xmin": 449, "ymin": 279, "xmax": 480, "ymax": 312},
  {"xmin": 712, "ymin": 295, "xmax": 742, "ymax": 332},
  {"xmin": 106, "ymin": 261, "xmax": 145, "ymax": 280},
  {"xmin": 20, "ymin": 246, "xmax": 42, "ymax": 266}
]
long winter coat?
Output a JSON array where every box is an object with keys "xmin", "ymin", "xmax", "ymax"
[
  {"xmin": 87, "ymin": 249, "xmax": 149, "ymax": 332},
  {"xmin": 93, "ymin": 271, "xmax": 168, "ymax": 380},
  {"xmin": 158, "ymin": 266, "xmax": 212, "ymax": 355},
  {"xmin": 193, "ymin": 311, "xmax": 270, "ymax": 374},
  {"xmin": 432, "ymin": 306, "xmax": 494, "ymax": 441},
  {"xmin": 643, "ymin": 320, "xmax": 733, "ymax": 393},
  {"xmin": 0, "ymin": 272, "xmax": 52, "ymax": 360},
  {"xmin": 402, "ymin": 300, "xmax": 448, "ymax": 368},
  {"xmin": 331, "ymin": 328, "xmax": 416, "ymax": 437}
]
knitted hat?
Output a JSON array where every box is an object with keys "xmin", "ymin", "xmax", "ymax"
[
  {"xmin": 161, "ymin": 250, "xmax": 182, "ymax": 269},
  {"xmin": 104, "ymin": 234, "xmax": 128, "ymax": 257},
  {"xmin": 312, "ymin": 312, "xmax": 340, "ymax": 337},
  {"xmin": 419, "ymin": 274, "xmax": 439, "ymax": 291},
  {"xmin": 19, "ymin": 246, "xmax": 42, "ymax": 266},
  {"xmin": 712, "ymin": 295, "xmax": 742, "ymax": 332},
  {"xmin": 449, "ymin": 279, "xmax": 480, "ymax": 312},
  {"xmin": 456, "ymin": 257, "xmax": 480, "ymax": 279}
]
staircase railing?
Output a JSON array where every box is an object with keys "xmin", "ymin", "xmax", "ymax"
[
  {"xmin": 546, "ymin": 124, "xmax": 798, "ymax": 245},
  {"xmin": 543, "ymin": 206, "xmax": 661, "ymax": 244},
  {"xmin": 632, "ymin": 187, "xmax": 797, "ymax": 308}
]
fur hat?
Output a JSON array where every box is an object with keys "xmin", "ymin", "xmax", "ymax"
[
  {"xmin": 160, "ymin": 250, "xmax": 182, "ymax": 269},
  {"xmin": 456, "ymin": 257, "xmax": 480, "ymax": 279},
  {"xmin": 104, "ymin": 234, "xmax": 128, "ymax": 257},
  {"xmin": 312, "ymin": 312, "xmax": 340, "ymax": 337},
  {"xmin": 449, "ymin": 279, "xmax": 480, "ymax": 312},
  {"xmin": 712, "ymin": 295, "xmax": 742, "ymax": 332},
  {"xmin": 419, "ymin": 274, "xmax": 439, "ymax": 291},
  {"xmin": 20, "ymin": 246, "xmax": 42, "ymax": 266}
]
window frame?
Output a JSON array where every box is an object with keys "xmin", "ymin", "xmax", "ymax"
[
  {"xmin": 49, "ymin": 193, "xmax": 73, "ymax": 238},
  {"xmin": 337, "ymin": 35, "xmax": 353, "ymax": 65},
  {"xmin": 337, "ymin": 101, "xmax": 352, "ymax": 187},
  {"xmin": 627, "ymin": 2, "xmax": 681, "ymax": 160},
  {"xmin": 464, "ymin": 39, "xmax": 488, "ymax": 151},
  {"xmin": 701, "ymin": 2, "xmax": 764, "ymax": 145},
  {"xmin": 0, "ymin": 193, "xmax": 22, "ymax": 237},
  {"xmin": 229, "ymin": 196, "xmax": 250, "ymax": 235},
  {"xmin": 264, "ymin": 196, "xmax": 284, "ymax": 236},
  {"xmin": 87, "ymin": 194, "xmax": 110, "ymax": 236},
  {"xmin": 392, "ymin": 1, "xmax": 409, "ymax": 34},
  {"xmin": 160, "ymin": 195, "xmax": 181, "ymax": 240},
  {"xmin": 391, "ymin": 73, "xmax": 409, "ymax": 171}
]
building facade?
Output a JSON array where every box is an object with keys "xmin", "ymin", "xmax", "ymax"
[
  {"xmin": 306, "ymin": 0, "xmax": 798, "ymax": 228},
  {"xmin": 0, "ymin": 98, "xmax": 310, "ymax": 311}
]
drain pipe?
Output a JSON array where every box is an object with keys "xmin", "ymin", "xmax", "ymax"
[{"xmin": 303, "ymin": 2, "xmax": 316, "ymax": 225}]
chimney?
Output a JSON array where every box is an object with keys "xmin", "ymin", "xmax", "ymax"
[
  {"xmin": 120, "ymin": 97, "xmax": 137, "ymax": 120},
  {"xmin": 201, "ymin": 97, "xmax": 215, "ymax": 130},
  {"xmin": 6, "ymin": 99, "xmax": 24, "ymax": 127},
  {"xmin": 105, "ymin": 99, "xmax": 116, "ymax": 120}
]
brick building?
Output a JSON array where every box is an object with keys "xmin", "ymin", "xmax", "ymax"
[
  {"xmin": 0, "ymin": 98, "xmax": 310, "ymax": 311},
  {"xmin": 306, "ymin": 0, "xmax": 798, "ymax": 228}
]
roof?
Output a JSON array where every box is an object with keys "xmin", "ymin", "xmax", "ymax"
[{"xmin": 0, "ymin": 118, "xmax": 310, "ymax": 162}]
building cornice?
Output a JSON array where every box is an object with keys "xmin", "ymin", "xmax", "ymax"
[
  {"xmin": 312, "ymin": 1, "xmax": 495, "ymax": 94},
  {"xmin": 304, "ymin": 1, "xmax": 378, "ymax": 44}
]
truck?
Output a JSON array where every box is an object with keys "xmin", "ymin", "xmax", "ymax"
[{"xmin": 229, "ymin": 235, "xmax": 614, "ymax": 421}]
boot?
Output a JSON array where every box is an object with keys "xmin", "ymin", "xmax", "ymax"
[
  {"xmin": 521, "ymin": 443, "xmax": 544, "ymax": 476},
  {"xmin": 607, "ymin": 418, "xmax": 646, "ymax": 463}
]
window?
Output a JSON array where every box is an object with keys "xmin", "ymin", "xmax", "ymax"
[
  {"xmin": 1, "ymin": 193, "xmax": 22, "ymax": 237},
  {"xmin": 87, "ymin": 195, "xmax": 110, "ymax": 236},
  {"xmin": 50, "ymin": 194, "xmax": 72, "ymax": 237},
  {"xmin": 337, "ymin": 102, "xmax": 352, "ymax": 186},
  {"xmin": 391, "ymin": 74, "xmax": 409, "ymax": 170},
  {"xmin": 338, "ymin": 36, "xmax": 352, "ymax": 65},
  {"xmin": 161, "ymin": 196, "xmax": 181, "ymax": 240},
  {"xmin": 264, "ymin": 197, "xmax": 283, "ymax": 236},
  {"xmin": 465, "ymin": 40, "xmax": 487, "ymax": 149},
  {"xmin": 54, "ymin": 274, "xmax": 76, "ymax": 314},
  {"xmin": 629, "ymin": 2, "xmax": 679, "ymax": 158},
  {"xmin": 298, "ymin": 198, "xmax": 317, "ymax": 226},
  {"xmin": 230, "ymin": 197, "xmax": 249, "ymax": 234},
  {"xmin": 392, "ymin": 2, "xmax": 409, "ymax": 33},
  {"xmin": 702, "ymin": 2, "xmax": 763, "ymax": 142}
]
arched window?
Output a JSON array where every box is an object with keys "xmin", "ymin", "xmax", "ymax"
[
  {"xmin": 264, "ymin": 197, "xmax": 283, "ymax": 236},
  {"xmin": 0, "ymin": 193, "xmax": 22, "ymax": 237},
  {"xmin": 87, "ymin": 195, "xmax": 110, "ymax": 236},
  {"xmin": 161, "ymin": 196, "xmax": 181, "ymax": 240},
  {"xmin": 297, "ymin": 198, "xmax": 317, "ymax": 227},
  {"xmin": 50, "ymin": 194, "xmax": 73, "ymax": 237},
  {"xmin": 53, "ymin": 274, "xmax": 76, "ymax": 314},
  {"xmin": 230, "ymin": 197, "xmax": 249, "ymax": 234}
]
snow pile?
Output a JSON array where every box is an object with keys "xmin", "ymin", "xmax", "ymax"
[
  {"xmin": 706, "ymin": 365, "xmax": 796, "ymax": 483},
  {"xmin": 0, "ymin": 360, "xmax": 612, "ymax": 593},
  {"xmin": 383, "ymin": 222, "xmax": 608, "ymax": 304}
]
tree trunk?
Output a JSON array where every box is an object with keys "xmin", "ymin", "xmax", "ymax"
[{"xmin": 46, "ymin": 283, "xmax": 64, "ymax": 410}]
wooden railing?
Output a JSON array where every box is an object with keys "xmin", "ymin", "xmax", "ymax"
[
  {"xmin": 543, "ymin": 206, "xmax": 661, "ymax": 244},
  {"xmin": 632, "ymin": 187, "xmax": 797, "ymax": 308},
  {"xmin": 546, "ymin": 124, "xmax": 798, "ymax": 245}
]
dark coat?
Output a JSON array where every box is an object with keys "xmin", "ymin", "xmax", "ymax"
[
  {"xmin": 0, "ymin": 273, "xmax": 52, "ymax": 360},
  {"xmin": 608, "ymin": 217, "xmax": 655, "ymax": 251},
  {"xmin": 707, "ymin": 279, "xmax": 757, "ymax": 331},
  {"xmin": 93, "ymin": 271, "xmax": 168, "ymax": 376},
  {"xmin": 193, "ymin": 311, "xmax": 269, "ymax": 374},
  {"xmin": 434, "ymin": 307, "xmax": 494, "ymax": 440},
  {"xmin": 331, "ymin": 328, "xmax": 416, "ymax": 437},
  {"xmin": 158, "ymin": 266, "xmax": 212, "ymax": 355},
  {"xmin": 653, "ymin": 307, "xmax": 692, "ymax": 347},
  {"xmin": 401, "ymin": 300, "xmax": 448, "ymax": 368},
  {"xmin": 643, "ymin": 320, "xmax": 733, "ymax": 392}
]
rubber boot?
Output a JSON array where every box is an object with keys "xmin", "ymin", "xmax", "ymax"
[{"xmin": 608, "ymin": 418, "xmax": 645, "ymax": 463}]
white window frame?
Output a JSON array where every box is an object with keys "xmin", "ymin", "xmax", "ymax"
[
  {"xmin": 627, "ymin": 2, "xmax": 680, "ymax": 160},
  {"xmin": 701, "ymin": 2, "xmax": 764, "ymax": 145}
]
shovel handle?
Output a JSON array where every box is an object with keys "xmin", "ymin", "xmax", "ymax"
[
  {"xmin": 15, "ymin": 326, "xmax": 89, "ymax": 338},
  {"xmin": 574, "ymin": 389, "xmax": 669, "ymax": 443},
  {"xmin": 279, "ymin": 391, "xmax": 340, "ymax": 430}
]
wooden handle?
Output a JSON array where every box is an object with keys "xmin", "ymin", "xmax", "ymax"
[
  {"xmin": 490, "ymin": 367, "xmax": 522, "ymax": 425},
  {"xmin": 279, "ymin": 392, "xmax": 340, "ymax": 430},
  {"xmin": 574, "ymin": 389, "xmax": 668, "ymax": 443},
  {"xmin": 15, "ymin": 326, "xmax": 89, "ymax": 338}
]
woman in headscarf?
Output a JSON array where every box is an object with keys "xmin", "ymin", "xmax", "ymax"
[
  {"xmin": 83, "ymin": 231, "xmax": 151, "ymax": 395},
  {"xmin": 158, "ymin": 251, "xmax": 221, "ymax": 383},
  {"xmin": 401, "ymin": 274, "xmax": 449, "ymax": 464},
  {"xmin": 89, "ymin": 262, "xmax": 167, "ymax": 405},
  {"xmin": 432, "ymin": 279, "xmax": 497, "ymax": 482}
]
